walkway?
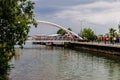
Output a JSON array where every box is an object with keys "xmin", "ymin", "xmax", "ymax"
[
  {"xmin": 70, "ymin": 41, "xmax": 120, "ymax": 55},
  {"xmin": 72, "ymin": 41, "xmax": 120, "ymax": 48}
]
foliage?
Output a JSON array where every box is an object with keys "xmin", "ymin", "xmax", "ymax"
[
  {"xmin": 57, "ymin": 28, "xmax": 72, "ymax": 35},
  {"xmin": 109, "ymin": 28, "xmax": 117, "ymax": 37},
  {"xmin": 117, "ymin": 33, "xmax": 120, "ymax": 38},
  {"xmin": 80, "ymin": 28, "xmax": 96, "ymax": 40},
  {"xmin": 0, "ymin": 0, "xmax": 36, "ymax": 79},
  {"xmin": 57, "ymin": 29, "xmax": 66, "ymax": 35},
  {"xmin": 68, "ymin": 28, "xmax": 72, "ymax": 31},
  {"xmin": 118, "ymin": 24, "xmax": 120, "ymax": 33}
]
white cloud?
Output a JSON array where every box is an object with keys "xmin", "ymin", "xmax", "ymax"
[
  {"xmin": 31, "ymin": 0, "xmax": 120, "ymax": 35},
  {"xmin": 55, "ymin": 1, "xmax": 120, "ymax": 25}
]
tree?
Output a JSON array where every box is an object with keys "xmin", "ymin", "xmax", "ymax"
[
  {"xmin": 80, "ymin": 28, "xmax": 95, "ymax": 40},
  {"xmin": 0, "ymin": 0, "xmax": 36, "ymax": 79},
  {"xmin": 109, "ymin": 28, "xmax": 116, "ymax": 38},
  {"xmin": 0, "ymin": 0, "xmax": 37, "ymax": 54},
  {"xmin": 68, "ymin": 28, "xmax": 72, "ymax": 31},
  {"xmin": 57, "ymin": 28, "xmax": 72, "ymax": 35},
  {"xmin": 118, "ymin": 24, "xmax": 120, "ymax": 33},
  {"xmin": 109, "ymin": 28, "xmax": 117, "ymax": 43},
  {"xmin": 57, "ymin": 29, "xmax": 66, "ymax": 35}
]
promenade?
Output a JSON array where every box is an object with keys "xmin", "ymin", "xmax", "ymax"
[
  {"xmin": 70, "ymin": 41, "xmax": 120, "ymax": 56},
  {"xmin": 29, "ymin": 39, "xmax": 120, "ymax": 56},
  {"xmin": 74, "ymin": 41, "xmax": 120, "ymax": 48}
]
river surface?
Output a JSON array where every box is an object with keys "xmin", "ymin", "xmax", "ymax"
[{"xmin": 9, "ymin": 42, "xmax": 120, "ymax": 80}]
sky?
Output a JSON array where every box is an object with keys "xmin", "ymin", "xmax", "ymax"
[{"xmin": 29, "ymin": 0, "xmax": 120, "ymax": 36}]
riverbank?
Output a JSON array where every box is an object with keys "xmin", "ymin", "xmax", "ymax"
[
  {"xmin": 68, "ymin": 41, "xmax": 120, "ymax": 56},
  {"xmin": 32, "ymin": 40, "xmax": 120, "ymax": 56}
]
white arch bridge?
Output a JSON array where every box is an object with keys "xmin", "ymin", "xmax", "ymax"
[{"xmin": 36, "ymin": 20, "xmax": 83, "ymax": 40}]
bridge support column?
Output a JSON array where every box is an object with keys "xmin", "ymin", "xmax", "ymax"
[{"xmin": 45, "ymin": 42, "xmax": 53, "ymax": 46}]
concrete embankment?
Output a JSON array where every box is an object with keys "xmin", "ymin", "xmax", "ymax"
[
  {"xmin": 66, "ymin": 42, "xmax": 120, "ymax": 56},
  {"xmin": 32, "ymin": 40, "xmax": 120, "ymax": 56}
]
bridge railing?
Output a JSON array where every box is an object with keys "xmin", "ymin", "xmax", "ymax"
[{"xmin": 33, "ymin": 36, "xmax": 80, "ymax": 41}]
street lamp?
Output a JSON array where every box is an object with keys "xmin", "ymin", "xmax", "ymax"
[{"xmin": 79, "ymin": 19, "xmax": 86, "ymax": 32}]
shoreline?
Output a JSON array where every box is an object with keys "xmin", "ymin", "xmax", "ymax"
[
  {"xmin": 67, "ymin": 41, "xmax": 120, "ymax": 56},
  {"xmin": 32, "ymin": 40, "xmax": 120, "ymax": 56}
]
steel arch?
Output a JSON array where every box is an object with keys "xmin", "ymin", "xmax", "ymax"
[{"xmin": 36, "ymin": 20, "xmax": 83, "ymax": 40}]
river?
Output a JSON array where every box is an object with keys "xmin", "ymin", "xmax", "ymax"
[{"xmin": 9, "ymin": 42, "xmax": 120, "ymax": 80}]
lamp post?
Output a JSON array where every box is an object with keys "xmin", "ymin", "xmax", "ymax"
[{"xmin": 79, "ymin": 19, "xmax": 86, "ymax": 32}]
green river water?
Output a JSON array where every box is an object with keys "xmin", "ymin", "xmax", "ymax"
[{"xmin": 9, "ymin": 42, "xmax": 120, "ymax": 80}]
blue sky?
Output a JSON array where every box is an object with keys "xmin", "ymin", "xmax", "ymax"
[{"xmin": 29, "ymin": 0, "xmax": 120, "ymax": 36}]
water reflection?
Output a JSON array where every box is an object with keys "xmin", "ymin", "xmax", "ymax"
[{"xmin": 9, "ymin": 45, "xmax": 120, "ymax": 80}]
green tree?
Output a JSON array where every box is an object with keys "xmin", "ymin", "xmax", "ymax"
[
  {"xmin": 118, "ymin": 24, "xmax": 120, "ymax": 33},
  {"xmin": 68, "ymin": 28, "xmax": 72, "ymax": 31},
  {"xmin": 57, "ymin": 29, "xmax": 66, "ymax": 35},
  {"xmin": 109, "ymin": 28, "xmax": 117, "ymax": 44},
  {"xmin": 0, "ymin": 0, "xmax": 36, "ymax": 79},
  {"xmin": 80, "ymin": 28, "xmax": 95, "ymax": 40},
  {"xmin": 57, "ymin": 28, "xmax": 72, "ymax": 35},
  {"xmin": 109, "ymin": 28, "xmax": 117, "ymax": 37}
]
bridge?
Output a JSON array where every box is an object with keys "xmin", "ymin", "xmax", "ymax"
[
  {"xmin": 36, "ymin": 20, "xmax": 83, "ymax": 40},
  {"xmin": 31, "ymin": 34, "xmax": 81, "ymax": 46},
  {"xmin": 30, "ymin": 20, "xmax": 83, "ymax": 46},
  {"xmin": 27, "ymin": 40, "xmax": 73, "ymax": 46}
]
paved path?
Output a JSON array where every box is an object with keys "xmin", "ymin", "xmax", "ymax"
[{"xmin": 72, "ymin": 41, "xmax": 120, "ymax": 48}]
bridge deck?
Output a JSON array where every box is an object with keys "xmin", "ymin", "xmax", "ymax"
[{"xmin": 27, "ymin": 40, "xmax": 74, "ymax": 43}]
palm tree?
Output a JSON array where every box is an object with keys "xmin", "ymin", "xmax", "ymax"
[
  {"xmin": 109, "ymin": 28, "xmax": 116, "ymax": 43},
  {"xmin": 109, "ymin": 28, "xmax": 116, "ymax": 37}
]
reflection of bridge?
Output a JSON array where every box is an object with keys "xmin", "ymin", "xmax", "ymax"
[{"xmin": 36, "ymin": 20, "xmax": 83, "ymax": 40}]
